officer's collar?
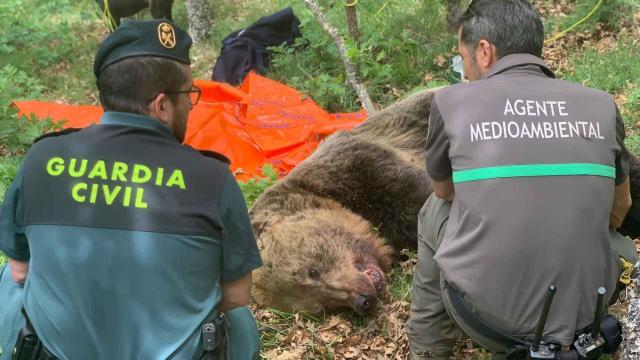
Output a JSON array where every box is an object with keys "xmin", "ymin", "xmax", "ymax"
[
  {"xmin": 485, "ymin": 53, "xmax": 555, "ymax": 79},
  {"xmin": 99, "ymin": 111, "xmax": 177, "ymax": 140}
]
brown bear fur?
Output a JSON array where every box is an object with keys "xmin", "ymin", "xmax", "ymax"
[
  {"xmin": 250, "ymin": 90, "xmax": 435, "ymax": 314},
  {"xmin": 620, "ymin": 155, "xmax": 640, "ymax": 238}
]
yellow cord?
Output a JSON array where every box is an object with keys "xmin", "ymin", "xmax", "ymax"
[
  {"xmin": 102, "ymin": 0, "xmax": 116, "ymax": 32},
  {"xmin": 376, "ymin": 0, "xmax": 391, "ymax": 17},
  {"xmin": 544, "ymin": 0, "xmax": 604, "ymax": 45},
  {"xmin": 345, "ymin": 0, "xmax": 358, "ymax": 7},
  {"xmin": 620, "ymin": 256, "xmax": 634, "ymax": 285}
]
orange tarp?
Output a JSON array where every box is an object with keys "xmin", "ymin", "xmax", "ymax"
[{"xmin": 13, "ymin": 73, "xmax": 367, "ymax": 180}]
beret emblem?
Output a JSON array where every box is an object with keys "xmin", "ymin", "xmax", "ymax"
[{"xmin": 158, "ymin": 22, "xmax": 176, "ymax": 49}]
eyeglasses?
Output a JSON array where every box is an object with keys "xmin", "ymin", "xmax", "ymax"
[{"xmin": 164, "ymin": 85, "xmax": 202, "ymax": 105}]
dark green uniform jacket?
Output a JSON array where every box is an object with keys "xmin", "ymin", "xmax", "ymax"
[{"xmin": 0, "ymin": 112, "xmax": 262, "ymax": 359}]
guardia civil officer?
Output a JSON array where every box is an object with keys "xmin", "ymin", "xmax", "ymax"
[
  {"xmin": 0, "ymin": 20, "xmax": 262, "ymax": 359},
  {"xmin": 406, "ymin": 1, "xmax": 638, "ymax": 359}
]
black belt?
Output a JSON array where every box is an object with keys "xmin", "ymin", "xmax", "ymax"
[{"xmin": 446, "ymin": 285, "xmax": 532, "ymax": 352}]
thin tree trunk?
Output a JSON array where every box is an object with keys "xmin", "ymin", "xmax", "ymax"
[
  {"xmin": 185, "ymin": 0, "xmax": 211, "ymax": 42},
  {"xmin": 344, "ymin": 2, "xmax": 359, "ymax": 44},
  {"xmin": 303, "ymin": 0, "xmax": 376, "ymax": 115}
]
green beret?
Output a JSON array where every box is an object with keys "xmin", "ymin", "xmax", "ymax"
[{"xmin": 94, "ymin": 19, "xmax": 192, "ymax": 78}]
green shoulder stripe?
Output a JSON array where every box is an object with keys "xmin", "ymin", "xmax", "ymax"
[{"xmin": 453, "ymin": 163, "xmax": 615, "ymax": 183}]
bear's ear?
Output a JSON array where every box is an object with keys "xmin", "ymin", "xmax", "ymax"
[
  {"xmin": 252, "ymin": 219, "xmax": 269, "ymax": 237},
  {"xmin": 252, "ymin": 217, "xmax": 282, "ymax": 238},
  {"xmin": 251, "ymin": 210, "xmax": 289, "ymax": 238},
  {"xmin": 372, "ymin": 238, "xmax": 394, "ymax": 271}
]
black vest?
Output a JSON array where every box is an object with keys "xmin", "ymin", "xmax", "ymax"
[{"xmin": 21, "ymin": 121, "xmax": 230, "ymax": 238}]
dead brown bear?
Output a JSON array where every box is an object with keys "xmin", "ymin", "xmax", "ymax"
[
  {"xmin": 250, "ymin": 90, "xmax": 435, "ymax": 316},
  {"xmin": 250, "ymin": 89, "xmax": 640, "ymax": 316}
]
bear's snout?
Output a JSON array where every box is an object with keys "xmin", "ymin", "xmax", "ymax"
[{"xmin": 353, "ymin": 293, "xmax": 377, "ymax": 316}]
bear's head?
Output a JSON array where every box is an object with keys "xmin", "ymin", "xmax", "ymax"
[{"xmin": 252, "ymin": 205, "xmax": 393, "ymax": 316}]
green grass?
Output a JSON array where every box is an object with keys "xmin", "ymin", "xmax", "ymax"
[
  {"xmin": 239, "ymin": 165, "xmax": 279, "ymax": 207},
  {"xmin": 542, "ymin": 0, "xmax": 638, "ymax": 35},
  {"xmin": 623, "ymin": 85, "xmax": 640, "ymax": 156},
  {"xmin": 0, "ymin": 153, "xmax": 26, "ymax": 270},
  {"xmin": 564, "ymin": 38, "xmax": 640, "ymax": 154},
  {"xmin": 388, "ymin": 250, "xmax": 416, "ymax": 302},
  {"xmin": 568, "ymin": 41, "xmax": 640, "ymax": 94},
  {"xmin": 0, "ymin": 0, "xmax": 100, "ymax": 104},
  {"xmin": 0, "ymin": 157, "xmax": 22, "ymax": 199}
]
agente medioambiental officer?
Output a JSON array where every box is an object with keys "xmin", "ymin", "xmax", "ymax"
[{"xmin": 406, "ymin": 1, "xmax": 638, "ymax": 359}]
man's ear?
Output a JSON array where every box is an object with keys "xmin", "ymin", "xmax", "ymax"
[
  {"xmin": 476, "ymin": 39, "xmax": 497, "ymax": 71},
  {"xmin": 148, "ymin": 93, "xmax": 172, "ymax": 124}
]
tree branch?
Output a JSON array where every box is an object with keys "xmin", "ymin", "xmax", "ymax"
[{"xmin": 302, "ymin": 0, "xmax": 376, "ymax": 115}]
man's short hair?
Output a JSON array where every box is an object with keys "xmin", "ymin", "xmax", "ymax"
[
  {"xmin": 456, "ymin": 0, "xmax": 544, "ymax": 58},
  {"xmin": 97, "ymin": 57, "xmax": 189, "ymax": 115}
]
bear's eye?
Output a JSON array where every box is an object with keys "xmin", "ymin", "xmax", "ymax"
[{"xmin": 308, "ymin": 269, "xmax": 320, "ymax": 280}]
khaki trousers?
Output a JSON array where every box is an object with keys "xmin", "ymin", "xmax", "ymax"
[{"xmin": 405, "ymin": 194, "xmax": 639, "ymax": 359}]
